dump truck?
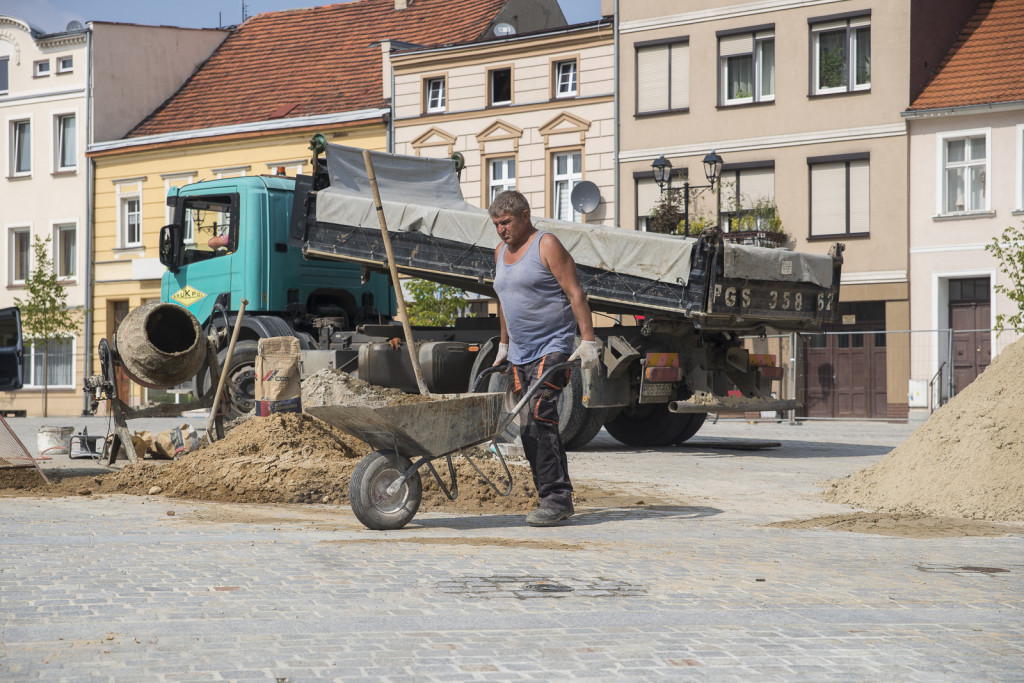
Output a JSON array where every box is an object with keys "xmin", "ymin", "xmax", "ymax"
[{"xmin": 159, "ymin": 141, "xmax": 843, "ymax": 448}]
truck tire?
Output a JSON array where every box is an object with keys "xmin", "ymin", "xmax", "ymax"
[
  {"xmin": 673, "ymin": 413, "xmax": 707, "ymax": 444},
  {"xmin": 564, "ymin": 405, "xmax": 608, "ymax": 450},
  {"xmin": 198, "ymin": 340, "xmax": 259, "ymax": 420},
  {"xmin": 604, "ymin": 403, "xmax": 694, "ymax": 447}
]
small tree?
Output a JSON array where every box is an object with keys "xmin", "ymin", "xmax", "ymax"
[
  {"xmin": 647, "ymin": 189, "xmax": 687, "ymax": 235},
  {"xmin": 985, "ymin": 221, "xmax": 1024, "ymax": 335},
  {"xmin": 405, "ymin": 279, "xmax": 468, "ymax": 326},
  {"xmin": 13, "ymin": 236, "xmax": 83, "ymax": 416}
]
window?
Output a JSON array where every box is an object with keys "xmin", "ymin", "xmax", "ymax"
[
  {"xmin": 25, "ymin": 337, "xmax": 74, "ymax": 388},
  {"xmin": 941, "ymin": 132, "xmax": 988, "ymax": 214},
  {"xmin": 57, "ymin": 56, "xmax": 73, "ymax": 73},
  {"xmin": 34, "ymin": 60, "xmax": 50, "ymax": 77},
  {"xmin": 425, "ymin": 77, "xmax": 446, "ymax": 113},
  {"xmin": 121, "ymin": 197, "xmax": 142, "ymax": 246},
  {"xmin": 809, "ymin": 154, "xmax": 869, "ymax": 236},
  {"xmin": 489, "ymin": 68, "xmax": 511, "ymax": 106},
  {"xmin": 554, "ymin": 60, "xmax": 577, "ymax": 98},
  {"xmin": 0, "ymin": 56, "xmax": 8, "ymax": 94},
  {"xmin": 719, "ymin": 29, "xmax": 774, "ymax": 105},
  {"xmin": 9, "ymin": 228, "xmax": 30, "ymax": 284},
  {"xmin": 55, "ymin": 224, "xmax": 76, "ymax": 279},
  {"xmin": 488, "ymin": 158, "xmax": 516, "ymax": 203},
  {"xmin": 1018, "ymin": 124, "xmax": 1024, "ymax": 210},
  {"xmin": 636, "ymin": 39, "xmax": 689, "ymax": 114},
  {"xmin": 635, "ymin": 176, "xmax": 662, "ymax": 231},
  {"xmin": 719, "ymin": 165, "xmax": 776, "ymax": 231},
  {"xmin": 11, "ymin": 119, "xmax": 31, "ymax": 175},
  {"xmin": 811, "ymin": 15, "xmax": 870, "ymax": 94},
  {"xmin": 552, "ymin": 151, "xmax": 582, "ymax": 221},
  {"xmin": 181, "ymin": 193, "xmax": 237, "ymax": 263},
  {"xmin": 55, "ymin": 114, "xmax": 76, "ymax": 171}
]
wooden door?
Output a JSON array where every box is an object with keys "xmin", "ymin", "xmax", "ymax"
[{"xmin": 951, "ymin": 302, "xmax": 991, "ymax": 394}]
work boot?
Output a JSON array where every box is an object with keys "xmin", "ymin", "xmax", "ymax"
[{"xmin": 526, "ymin": 504, "xmax": 574, "ymax": 527}]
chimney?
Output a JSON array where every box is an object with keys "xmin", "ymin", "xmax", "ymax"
[{"xmin": 395, "ymin": 0, "xmax": 409, "ymax": 9}]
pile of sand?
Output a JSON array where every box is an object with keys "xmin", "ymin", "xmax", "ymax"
[
  {"xmin": 1, "ymin": 369, "xmax": 603, "ymax": 514},
  {"xmin": 823, "ymin": 337, "xmax": 1024, "ymax": 521}
]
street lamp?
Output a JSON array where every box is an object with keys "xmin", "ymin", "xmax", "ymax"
[{"xmin": 650, "ymin": 150, "xmax": 725, "ymax": 234}]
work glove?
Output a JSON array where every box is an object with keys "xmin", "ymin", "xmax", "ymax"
[
  {"xmin": 569, "ymin": 339, "xmax": 599, "ymax": 370},
  {"xmin": 493, "ymin": 342, "xmax": 509, "ymax": 367}
]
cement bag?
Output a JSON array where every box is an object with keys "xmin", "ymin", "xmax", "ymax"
[
  {"xmin": 153, "ymin": 424, "xmax": 200, "ymax": 459},
  {"xmin": 255, "ymin": 336, "xmax": 302, "ymax": 416}
]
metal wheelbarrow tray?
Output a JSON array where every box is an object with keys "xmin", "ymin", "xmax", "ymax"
[{"xmin": 307, "ymin": 392, "xmax": 509, "ymax": 530}]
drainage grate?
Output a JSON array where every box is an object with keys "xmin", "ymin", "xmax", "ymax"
[{"xmin": 437, "ymin": 575, "xmax": 645, "ymax": 599}]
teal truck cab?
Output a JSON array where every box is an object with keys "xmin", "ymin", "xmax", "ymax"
[{"xmin": 158, "ymin": 173, "xmax": 397, "ymax": 412}]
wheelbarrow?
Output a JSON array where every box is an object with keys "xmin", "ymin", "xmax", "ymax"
[{"xmin": 306, "ymin": 361, "xmax": 574, "ymax": 530}]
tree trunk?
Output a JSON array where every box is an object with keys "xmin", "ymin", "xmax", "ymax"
[{"xmin": 42, "ymin": 344, "xmax": 48, "ymax": 418}]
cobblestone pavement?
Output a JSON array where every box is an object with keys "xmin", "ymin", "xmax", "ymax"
[{"xmin": 1, "ymin": 417, "xmax": 1023, "ymax": 681}]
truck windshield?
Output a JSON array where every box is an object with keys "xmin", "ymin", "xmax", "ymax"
[{"xmin": 181, "ymin": 194, "xmax": 237, "ymax": 265}]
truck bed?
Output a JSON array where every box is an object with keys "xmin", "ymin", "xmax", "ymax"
[{"xmin": 289, "ymin": 144, "xmax": 843, "ymax": 333}]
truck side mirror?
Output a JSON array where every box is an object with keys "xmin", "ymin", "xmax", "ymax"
[
  {"xmin": 159, "ymin": 224, "xmax": 182, "ymax": 272},
  {"xmin": 0, "ymin": 306, "xmax": 24, "ymax": 392}
]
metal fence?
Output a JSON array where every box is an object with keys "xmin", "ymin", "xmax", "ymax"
[{"xmin": 742, "ymin": 328, "xmax": 1019, "ymax": 422}]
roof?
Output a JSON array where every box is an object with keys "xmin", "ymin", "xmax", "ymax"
[
  {"xmin": 127, "ymin": 0, "xmax": 508, "ymax": 138},
  {"xmin": 909, "ymin": 0, "xmax": 1024, "ymax": 111}
]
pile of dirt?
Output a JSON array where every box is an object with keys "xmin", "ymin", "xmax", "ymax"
[
  {"xmin": 1, "ymin": 369, "xmax": 607, "ymax": 514},
  {"xmin": 822, "ymin": 337, "xmax": 1024, "ymax": 521}
]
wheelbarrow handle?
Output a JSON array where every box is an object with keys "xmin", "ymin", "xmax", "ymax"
[
  {"xmin": 493, "ymin": 360, "xmax": 577, "ymax": 438},
  {"xmin": 472, "ymin": 361, "xmax": 510, "ymax": 392}
]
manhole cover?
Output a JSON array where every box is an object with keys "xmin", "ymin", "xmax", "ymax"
[{"xmin": 522, "ymin": 582, "xmax": 573, "ymax": 593}]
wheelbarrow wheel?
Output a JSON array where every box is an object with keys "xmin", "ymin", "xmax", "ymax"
[{"xmin": 349, "ymin": 451, "xmax": 422, "ymax": 530}]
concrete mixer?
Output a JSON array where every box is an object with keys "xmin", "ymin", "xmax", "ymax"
[{"xmin": 83, "ymin": 301, "xmax": 246, "ymax": 464}]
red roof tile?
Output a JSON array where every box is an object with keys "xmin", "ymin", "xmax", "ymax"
[
  {"xmin": 128, "ymin": 0, "xmax": 507, "ymax": 137},
  {"xmin": 909, "ymin": 0, "xmax": 1024, "ymax": 110}
]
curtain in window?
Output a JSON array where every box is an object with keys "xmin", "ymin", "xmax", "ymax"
[
  {"xmin": 60, "ymin": 116, "xmax": 76, "ymax": 168},
  {"xmin": 553, "ymin": 152, "xmax": 582, "ymax": 221},
  {"xmin": 759, "ymin": 39, "xmax": 775, "ymax": 97},
  {"xmin": 854, "ymin": 27, "xmax": 871, "ymax": 86},
  {"xmin": 28, "ymin": 339, "xmax": 73, "ymax": 387}
]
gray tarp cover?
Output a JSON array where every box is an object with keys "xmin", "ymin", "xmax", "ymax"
[{"xmin": 316, "ymin": 144, "xmax": 833, "ymax": 289}]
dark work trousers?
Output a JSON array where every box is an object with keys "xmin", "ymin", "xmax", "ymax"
[{"xmin": 511, "ymin": 352, "xmax": 574, "ymax": 510}]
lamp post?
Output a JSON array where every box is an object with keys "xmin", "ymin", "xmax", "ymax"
[{"xmin": 650, "ymin": 150, "xmax": 724, "ymax": 234}]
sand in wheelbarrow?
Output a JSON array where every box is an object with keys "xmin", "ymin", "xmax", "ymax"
[
  {"xmin": 0, "ymin": 369, "xmax": 610, "ymax": 514},
  {"xmin": 820, "ymin": 336, "xmax": 1024, "ymax": 522}
]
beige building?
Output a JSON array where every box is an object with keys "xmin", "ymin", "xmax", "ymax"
[
  {"xmin": 0, "ymin": 16, "xmax": 227, "ymax": 416},
  {"xmin": 609, "ymin": 0, "xmax": 978, "ymax": 419},
  {"xmin": 391, "ymin": 19, "xmax": 615, "ymax": 224}
]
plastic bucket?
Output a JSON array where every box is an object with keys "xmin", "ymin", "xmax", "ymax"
[{"xmin": 37, "ymin": 426, "xmax": 74, "ymax": 455}]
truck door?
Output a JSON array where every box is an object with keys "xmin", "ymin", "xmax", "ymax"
[
  {"xmin": 0, "ymin": 307, "xmax": 24, "ymax": 391},
  {"xmin": 164, "ymin": 193, "xmax": 240, "ymax": 323}
]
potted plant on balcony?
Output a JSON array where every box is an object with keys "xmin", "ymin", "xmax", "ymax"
[{"xmin": 722, "ymin": 194, "xmax": 790, "ymax": 249}]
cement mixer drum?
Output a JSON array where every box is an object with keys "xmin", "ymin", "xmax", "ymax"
[{"xmin": 113, "ymin": 302, "xmax": 207, "ymax": 389}]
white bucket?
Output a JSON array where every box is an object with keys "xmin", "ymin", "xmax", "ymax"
[{"xmin": 37, "ymin": 426, "xmax": 74, "ymax": 455}]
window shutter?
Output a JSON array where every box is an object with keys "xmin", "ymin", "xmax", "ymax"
[
  {"xmin": 810, "ymin": 163, "xmax": 847, "ymax": 236},
  {"xmin": 637, "ymin": 45, "xmax": 669, "ymax": 112},
  {"xmin": 739, "ymin": 168, "xmax": 775, "ymax": 210},
  {"xmin": 719, "ymin": 34, "xmax": 753, "ymax": 57},
  {"xmin": 636, "ymin": 178, "xmax": 662, "ymax": 218},
  {"xmin": 848, "ymin": 160, "xmax": 870, "ymax": 233},
  {"xmin": 670, "ymin": 43, "xmax": 689, "ymax": 110}
]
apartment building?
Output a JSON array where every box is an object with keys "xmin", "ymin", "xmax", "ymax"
[
  {"xmin": 904, "ymin": 0, "xmax": 1024, "ymax": 409},
  {"xmin": 610, "ymin": 0, "xmax": 977, "ymax": 419},
  {"xmin": 0, "ymin": 15, "xmax": 227, "ymax": 416},
  {"xmin": 391, "ymin": 19, "xmax": 614, "ymax": 224}
]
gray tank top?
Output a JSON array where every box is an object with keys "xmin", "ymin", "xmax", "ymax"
[{"xmin": 494, "ymin": 231, "xmax": 576, "ymax": 364}]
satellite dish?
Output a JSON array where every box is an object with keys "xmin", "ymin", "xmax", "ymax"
[
  {"xmin": 570, "ymin": 181, "xmax": 601, "ymax": 214},
  {"xmin": 66, "ymin": 20, "xmax": 85, "ymax": 31},
  {"xmin": 494, "ymin": 22, "xmax": 516, "ymax": 36}
]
